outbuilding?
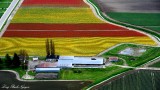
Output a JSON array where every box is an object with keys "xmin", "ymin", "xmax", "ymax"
[
  {"xmin": 35, "ymin": 68, "xmax": 60, "ymax": 73},
  {"xmin": 109, "ymin": 57, "xmax": 119, "ymax": 62},
  {"xmin": 33, "ymin": 57, "xmax": 39, "ymax": 61}
]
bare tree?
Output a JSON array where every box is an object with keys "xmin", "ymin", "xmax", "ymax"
[
  {"xmin": 19, "ymin": 50, "xmax": 29, "ymax": 69},
  {"xmin": 19, "ymin": 49, "xmax": 29, "ymax": 61}
]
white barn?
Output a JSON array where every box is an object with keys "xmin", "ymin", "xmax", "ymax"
[{"xmin": 57, "ymin": 56, "xmax": 104, "ymax": 68}]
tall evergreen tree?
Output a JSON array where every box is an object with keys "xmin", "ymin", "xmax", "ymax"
[
  {"xmin": 46, "ymin": 39, "xmax": 50, "ymax": 58},
  {"xmin": 12, "ymin": 53, "xmax": 21, "ymax": 67},
  {"xmin": 5, "ymin": 54, "xmax": 12, "ymax": 68},
  {"xmin": 0, "ymin": 58, "xmax": 3, "ymax": 69},
  {"xmin": 0, "ymin": 58, "xmax": 2, "ymax": 64},
  {"xmin": 50, "ymin": 39, "xmax": 55, "ymax": 55}
]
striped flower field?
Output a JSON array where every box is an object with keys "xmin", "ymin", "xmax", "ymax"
[
  {"xmin": 0, "ymin": 37, "xmax": 156, "ymax": 56},
  {"xmin": 11, "ymin": 7, "xmax": 104, "ymax": 23},
  {"xmin": 0, "ymin": 0, "xmax": 157, "ymax": 56}
]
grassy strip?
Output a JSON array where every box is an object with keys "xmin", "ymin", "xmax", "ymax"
[
  {"xmin": 11, "ymin": 7, "xmax": 104, "ymax": 23},
  {"xmin": 0, "ymin": 3, "xmax": 10, "ymax": 8},
  {"xmin": 145, "ymin": 26, "xmax": 160, "ymax": 31},
  {"xmin": 102, "ymin": 44, "xmax": 160, "ymax": 66},
  {"xmin": 107, "ymin": 12, "xmax": 160, "ymax": 32},
  {"xmin": 0, "ymin": 0, "xmax": 12, "ymax": 2},
  {"xmin": 107, "ymin": 12, "xmax": 160, "ymax": 26}
]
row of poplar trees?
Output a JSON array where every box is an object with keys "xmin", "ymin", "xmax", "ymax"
[{"xmin": 46, "ymin": 39, "xmax": 55, "ymax": 59}]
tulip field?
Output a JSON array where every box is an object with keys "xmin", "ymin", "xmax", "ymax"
[
  {"xmin": 11, "ymin": 7, "xmax": 104, "ymax": 24},
  {"xmin": 0, "ymin": 0, "xmax": 157, "ymax": 56},
  {"xmin": 0, "ymin": 0, "xmax": 159, "ymax": 90},
  {"xmin": 0, "ymin": 37, "xmax": 155, "ymax": 56}
]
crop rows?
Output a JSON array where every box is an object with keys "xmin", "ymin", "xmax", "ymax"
[
  {"xmin": 97, "ymin": 70, "xmax": 160, "ymax": 90},
  {"xmin": 11, "ymin": 7, "xmax": 104, "ymax": 23},
  {"xmin": 0, "ymin": 37, "xmax": 155, "ymax": 56}
]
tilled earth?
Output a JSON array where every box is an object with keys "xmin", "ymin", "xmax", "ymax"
[{"xmin": 94, "ymin": 0, "xmax": 160, "ymax": 13}]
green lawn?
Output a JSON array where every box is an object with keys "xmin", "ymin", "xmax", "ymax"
[
  {"xmin": 0, "ymin": 0, "xmax": 12, "ymax": 8},
  {"xmin": 0, "ymin": 0, "xmax": 12, "ymax": 2},
  {"xmin": 145, "ymin": 26, "xmax": 160, "ymax": 32},
  {"xmin": 101, "ymin": 44, "xmax": 160, "ymax": 67},
  {"xmin": 0, "ymin": 0, "xmax": 12, "ymax": 18},
  {"xmin": 60, "ymin": 66, "xmax": 129, "ymax": 85},
  {"xmin": 107, "ymin": 12, "xmax": 160, "ymax": 32},
  {"xmin": 0, "ymin": 3, "xmax": 10, "ymax": 8}
]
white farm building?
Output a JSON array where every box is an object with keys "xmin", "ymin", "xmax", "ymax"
[{"xmin": 57, "ymin": 56, "xmax": 105, "ymax": 68}]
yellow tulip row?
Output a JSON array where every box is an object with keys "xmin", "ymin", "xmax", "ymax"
[
  {"xmin": 11, "ymin": 7, "xmax": 105, "ymax": 23},
  {"xmin": 0, "ymin": 37, "xmax": 156, "ymax": 56}
]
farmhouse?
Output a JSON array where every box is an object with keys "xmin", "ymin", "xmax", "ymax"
[{"xmin": 57, "ymin": 56, "xmax": 105, "ymax": 68}]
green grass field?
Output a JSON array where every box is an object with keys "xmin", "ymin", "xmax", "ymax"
[
  {"xmin": 11, "ymin": 7, "xmax": 104, "ymax": 23},
  {"xmin": 101, "ymin": 44, "xmax": 160, "ymax": 67},
  {"xmin": 0, "ymin": 3, "xmax": 10, "ymax": 8},
  {"xmin": 145, "ymin": 26, "xmax": 160, "ymax": 32},
  {"xmin": 0, "ymin": 0, "xmax": 12, "ymax": 17},
  {"xmin": 0, "ymin": 0, "xmax": 12, "ymax": 2},
  {"xmin": 107, "ymin": 12, "xmax": 160, "ymax": 31},
  {"xmin": 60, "ymin": 66, "xmax": 129, "ymax": 85}
]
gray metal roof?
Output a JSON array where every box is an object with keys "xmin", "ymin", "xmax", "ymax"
[
  {"xmin": 35, "ymin": 68, "xmax": 60, "ymax": 73},
  {"xmin": 58, "ymin": 56, "xmax": 104, "ymax": 66}
]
